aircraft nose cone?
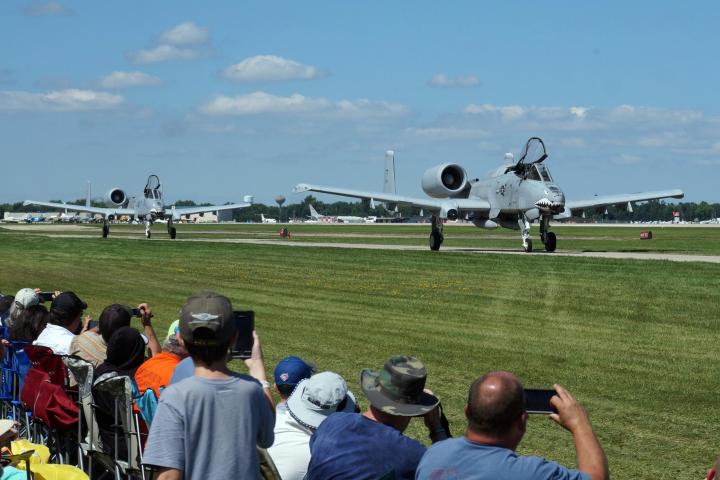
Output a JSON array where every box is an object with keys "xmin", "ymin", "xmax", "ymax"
[{"xmin": 535, "ymin": 187, "xmax": 565, "ymax": 213}]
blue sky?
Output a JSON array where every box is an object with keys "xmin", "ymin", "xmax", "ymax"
[{"xmin": 1, "ymin": 1, "xmax": 718, "ymax": 205}]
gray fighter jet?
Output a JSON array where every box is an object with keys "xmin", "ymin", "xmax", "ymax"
[
  {"xmin": 294, "ymin": 137, "xmax": 684, "ymax": 252},
  {"xmin": 25, "ymin": 174, "xmax": 252, "ymax": 239}
]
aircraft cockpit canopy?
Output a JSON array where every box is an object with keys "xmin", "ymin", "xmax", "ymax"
[
  {"xmin": 506, "ymin": 137, "xmax": 550, "ymax": 178},
  {"xmin": 144, "ymin": 175, "xmax": 162, "ymax": 200},
  {"xmin": 526, "ymin": 164, "xmax": 554, "ymax": 183}
]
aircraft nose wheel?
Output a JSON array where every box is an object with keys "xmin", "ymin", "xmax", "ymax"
[
  {"xmin": 429, "ymin": 232, "xmax": 444, "ymax": 251},
  {"xmin": 102, "ymin": 225, "xmax": 109, "ymax": 238},
  {"xmin": 523, "ymin": 239, "xmax": 533, "ymax": 253},
  {"xmin": 169, "ymin": 227, "xmax": 176, "ymax": 239},
  {"xmin": 544, "ymin": 232, "xmax": 557, "ymax": 252}
]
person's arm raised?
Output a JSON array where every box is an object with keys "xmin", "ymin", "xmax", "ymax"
[
  {"xmin": 549, "ymin": 384, "xmax": 609, "ymax": 480},
  {"xmin": 244, "ymin": 330, "xmax": 275, "ymax": 412},
  {"xmin": 138, "ymin": 303, "xmax": 161, "ymax": 357}
]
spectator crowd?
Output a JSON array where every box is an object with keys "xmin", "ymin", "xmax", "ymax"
[{"xmin": 0, "ymin": 286, "xmax": 712, "ymax": 480}]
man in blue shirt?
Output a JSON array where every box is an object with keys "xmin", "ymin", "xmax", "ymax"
[
  {"xmin": 306, "ymin": 355, "xmax": 449, "ymax": 480},
  {"xmin": 416, "ymin": 371, "xmax": 608, "ymax": 480}
]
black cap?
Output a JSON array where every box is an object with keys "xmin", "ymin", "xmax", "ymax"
[{"xmin": 51, "ymin": 291, "xmax": 87, "ymax": 318}]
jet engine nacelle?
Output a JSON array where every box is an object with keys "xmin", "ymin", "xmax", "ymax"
[
  {"xmin": 421, "ymin": 163, "xmax": 469, "ymax": 198},
  {"xmin": 104, "ymin": 188, "xmax": 128, "ymax": 208}
]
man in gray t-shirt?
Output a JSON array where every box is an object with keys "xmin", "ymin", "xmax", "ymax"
[{"xmin": 143, "ymin": 292, "xmax": 275, "ymax": 480}]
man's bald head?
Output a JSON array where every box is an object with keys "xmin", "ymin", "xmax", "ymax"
[{"xmin": 467, "ymin": 371, "xmax": 526, "ymax": 437}]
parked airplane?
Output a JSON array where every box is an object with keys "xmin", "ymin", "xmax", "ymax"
[
  {"xmin": 260, "ymin": 213, "xmax": 277, "ymax": 224},
  {"xmin": 308, "ymin": 204, "xmax": 371, "ymax": 223},
  {"xmin": 25, "ymin": 175, "xmax": 252, "ymax": 239},
  {"xmin": 295, "ymin": 137, "xmax": 684, "ymax": 252}
]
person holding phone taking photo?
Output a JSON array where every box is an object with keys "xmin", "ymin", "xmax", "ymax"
[{"xmin": 416, "ymin": 371, "xmax": 609, "ymax": 480}]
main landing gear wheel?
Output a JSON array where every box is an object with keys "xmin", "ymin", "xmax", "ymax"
[
  {"xmin": 169, "ymin": 227, "xmax": 177, "ymax": 239},
  {"xmin": 429, "ymin": 232, "xmax": 444, "ymax": 251},
  {"xmin": 102, "ymin": 225, "xmax": 109, "ymax": 238},
  {"xmin": 544, "ymin": 232, "xmax": 557, "ymax": 252},
  {"xmin": 146, "ymin": 230, "xmax": 151, "ymax": 239},
  {"xmin": 523, "ymin": 239, "xmax": 533, "ymax": 253}
]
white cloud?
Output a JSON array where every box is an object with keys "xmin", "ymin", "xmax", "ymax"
[
  {"xmin": 199, "ymin": 91, "xmax": 408, "ymax": 118},
  {"xmin": 132, "ymin": 45, "xmax": 198, "ymax": 64},
  {"xmin": 0, "ymin": 89, "xmax": 123, "ymax": 112},
  {"xmin": 429, "ymin": 74, "xmax": 480, "ymax": 88},
  {"xmin": 130, "ymin": 22, "xmax": 209, "ymax": 64},
  {"xmin": 407, "ymin": 126, "xmax": 489, "ymax": 140},
  {"xmin": 224, "ymin": 55, "xmax": 322, "ymax": 83},
  {"xmin": 158, "ymin": 22, "xmax": 209, "ymax": 46},
  {"xmin": 465, "ymin": 103, "xmax": 526, "ymax": 120},
  {"xmin": 23, "ymin": 1, "xmax": 72, "ymax": 16},
  {"xmin": 98, "ymin": 71, "xmax": 161, "ymax": 89}
]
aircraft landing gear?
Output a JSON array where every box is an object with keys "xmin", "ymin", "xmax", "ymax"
[
  {"xmin": 167, "ymin": 218, "xmax": 177, "ymax": 239},
  {"xmin": 540, "ymin": 215, "xmax": 557, "ymax": 252},
  {"xmin": 518, "ymin": 215, "xmax": 532, "ymax": 253},
  {"xmin": 429, "ymin": 215, "xmax": 444, "ymax": 251},
  {"xmin": 145, "ymin": 220, "xmax": 152, "ymax": 239},
  {"xmin": 102, "ymin": 221, "xmax": 109, "ymax": 238}
]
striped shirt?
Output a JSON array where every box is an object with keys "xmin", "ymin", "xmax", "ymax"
[{"xmin": 69, "ymin": 331, "xmax": 107, "ymax": 368}]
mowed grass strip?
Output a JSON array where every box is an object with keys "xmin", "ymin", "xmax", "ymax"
[{"xmin": 1, "ymin": 233, "xmax": 718, "ymax": 479}]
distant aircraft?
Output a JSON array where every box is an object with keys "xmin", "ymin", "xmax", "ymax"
[
  {"xmin": 25, "ymin": 174, "xmax": 252, "ymax": 239},
  {"xmin": 260, "ymin": 213, "xmax": 277, "ymax": 224},
  {"xmin": 308, "ymin": 204, "xmax": 370, "ymax": 224},
  {"xmin": 295, "ymin": 137, "xmax": 685, "ymax": 251}
]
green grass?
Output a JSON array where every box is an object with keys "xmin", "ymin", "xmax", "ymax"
[{"xmin": 1, "ymin": 229, "xmax": 718, "ymax": 478}]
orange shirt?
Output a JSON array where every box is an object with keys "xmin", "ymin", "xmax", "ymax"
[{"xmin": 134, "ymin": 352, "xmax": 183, "ymax": 398}]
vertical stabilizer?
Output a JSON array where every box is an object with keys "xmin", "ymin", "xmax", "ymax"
[
  {"xmin": 309, "ymin": 204, "xmax": 320, "ymax": 219},
  {"xmin": 86, "ymin": 181, "xmax": 91, "ymax": 208},
  {"xmin": 384, "ymin": 150, "xmax": 396, "ymax": 194}
]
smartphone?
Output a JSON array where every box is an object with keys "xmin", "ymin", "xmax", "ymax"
[
  {"xmin": 230, "ymin": 310, "xmax": 254, "ymax": 359},
  {"xmin": 525, "ymin": 389, "xmax": 558, "ymax": 414},
  {"xmin": 131, "ymin": 308, "xmax": 142, "ymax": 317},
  {"xmin": 88, "ymin": 320, "xmax": 99, "ymax": 330},
  {"xmin": 39, "ymin": 292, "xmax": 54, "ymax": 302}
]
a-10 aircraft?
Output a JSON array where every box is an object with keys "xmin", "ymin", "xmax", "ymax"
[
  {"xmin": 25, "ymin": 175, "xmax": 252, "ymax": 239},
  {"xmin": 294, "ymin": 137, "xmax": 685, "ymax": 252}
]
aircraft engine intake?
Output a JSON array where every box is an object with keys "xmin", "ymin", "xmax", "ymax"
[
  {"xmin": 104, "ymin": 188, "xmax": 128, "ymax": 208},
  {"xmin": 421, "ymin": 163, "xmax": 469, "ymax": 198}
]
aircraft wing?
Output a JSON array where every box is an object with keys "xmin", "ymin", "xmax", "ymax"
[
  {"xmin": 23, "ymin": 200, "xmax": 135, "ymax": 216},
  {"xmin": 293, "ymin": 183, "xmax": 490, "ymax": 213},
  {"xmin": 566, "ymin": 189, "xmax": 684, "ymax": 211},
  {"xmin": 170, "ymin": 202, "xmax": 252, "ymax": 217}
]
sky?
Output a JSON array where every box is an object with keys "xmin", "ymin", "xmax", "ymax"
[{"xmin": 1, "ymin": 1, "xmax": 719, "ymax": 205}]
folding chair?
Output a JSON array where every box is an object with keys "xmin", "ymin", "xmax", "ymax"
[
  {"xmin": 10, "ymin": 342, "xmax": 33, "ymax": 439},
  {"xmin": 93, "ymin": 374, "xmax": 147, "ymax": 480},
  {"xmin": 21, "ymin": 346, "xmax": 78, "ymax": 463},
  {"xmin": 63, "ymin": 356, "xmax": 101, "ymax": 477}
]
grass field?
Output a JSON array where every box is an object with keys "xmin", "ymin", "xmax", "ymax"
[{"xmin": 1, "ymin": 225, "xmax": 719, "ymax": 478}]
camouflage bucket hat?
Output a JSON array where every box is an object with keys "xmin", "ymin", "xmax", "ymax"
[{"xmin": 360, "ymin": 355, "xmax": 439, "ymax": 416}]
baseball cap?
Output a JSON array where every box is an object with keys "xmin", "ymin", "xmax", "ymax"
[
  {"xmin": 10, "ymin": 288, "xmax": 40, "ymax": 315},
  {"xmin": 287, "ymin": 371, "xmax": 356, "ymax": 430},
  {"xmin": 50, "ymin": 291, "xmax": 87, "ymax": 318},
  {"xmin": 179, "ymin": 292, "xmax": 235, "ymax": 346},
  {"xmin": 274, "ymin": 356, "xmax": 315, "ymax": 387}
]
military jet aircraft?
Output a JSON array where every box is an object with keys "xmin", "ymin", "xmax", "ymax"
[
  {"xmin": 294, "ymin": 137, "xmax": 684, "ymax": 252},
  {"xmin": 25, "ymin": 174, "xmax": 252, "ymax": 239}
]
